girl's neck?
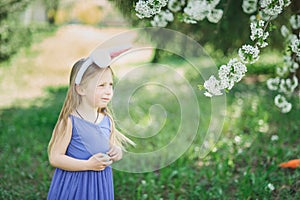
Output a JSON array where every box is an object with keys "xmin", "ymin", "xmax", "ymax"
[{"xmin": 75, "ymin": 104, "xmax": 99, "ymax": 123}]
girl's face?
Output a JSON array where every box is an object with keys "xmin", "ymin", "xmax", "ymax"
[{"xmin": 84, "ymin": 69, "xmax": 114, "ymax": 109}]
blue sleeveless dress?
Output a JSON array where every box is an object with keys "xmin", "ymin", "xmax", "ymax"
[{"xmin": 47, "ymin": 115, "xmax": 114, "ymax": 200}]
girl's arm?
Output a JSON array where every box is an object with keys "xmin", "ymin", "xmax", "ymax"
[{"xmin": 48, "ymin": 117, "xmax": 112, "ymax": 171}]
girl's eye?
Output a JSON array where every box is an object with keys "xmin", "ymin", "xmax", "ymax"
[{"xmin": 97, "ymin": 83, "xmax": 113, "ymax": 87}]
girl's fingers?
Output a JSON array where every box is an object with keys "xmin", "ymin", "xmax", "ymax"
[
  {"xmin": 101, "ymin": 156, "xmax": 112, "ymax": 163},
  {"xmin": 104, "ymin": 160, "xmax": 113, "ymax": 166},
  {"xmin": 107, "ymin": 148, "xmax": 116, "ymax": 155},
  {"xmin": 109, "ymin": 150, "xmax": 117, "ymax": 156},
  {"xmin": 110, "ymin": 152, "xmax": 122, "ymax": 160},
  {"xmin": 95, "ymin": 152, "xmax": 105, "ymax": 156},
  {"xmin": 107, "ymin": 145, "xmax": 122, "ymax": 155},
  {"xmin": 100, "ymin": 156, "xmax": 112, "ymax": 164},
  {"xmin": 107, "ymin": 149, "xmax": 113, "ymax": 154},
  {"xmin": 110, "ymin": 155, "xmax": 118, "ymax": 160},
  {"xmin": 107, "ymin": 151, "xmax": 115, "ymax": 157},
  {"xmin": 94, "ymin": 153, "xmax": 105, "ymax": 159}
]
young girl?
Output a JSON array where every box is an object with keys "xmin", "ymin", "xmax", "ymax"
[{"xmin": 47, "ymin": 47, "xmax": 134, "ymax": 200}]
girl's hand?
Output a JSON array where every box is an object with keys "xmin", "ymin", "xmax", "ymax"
[
  {"xmin": 86, "ymin": 153, "xmax": 112, "ymax": 171},
  {"xmin": 107, "ymin": 145, "xmax": 123, "ymax": 162}
]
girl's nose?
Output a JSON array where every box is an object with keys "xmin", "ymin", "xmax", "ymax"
[{"xmin": 105, "ymin": 86, "xmax": 112, "ymax": 94}]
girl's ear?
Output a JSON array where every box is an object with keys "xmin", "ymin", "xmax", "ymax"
[{"xmin": 75, "ymin": 85, "xmax": 86, "ymax": 95}]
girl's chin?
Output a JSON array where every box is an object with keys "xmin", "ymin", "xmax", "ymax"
[{"xmin": 98, "ymin": 102, "xmax": 109, "ymax": 107}]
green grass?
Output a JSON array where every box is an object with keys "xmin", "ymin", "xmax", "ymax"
[
  {"xmin": 0, "ymin": 87, "xmax": 65, "ymax": 199},
  {"xmin": 0, "ymin": 78, "xmax": 299, "ymax": 199}
]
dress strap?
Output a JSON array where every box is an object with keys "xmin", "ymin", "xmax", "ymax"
[{"xmin": 69, "ymin": 114, "xmax": 75, "ymax": 125}]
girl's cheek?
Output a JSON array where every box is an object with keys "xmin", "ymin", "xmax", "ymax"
[
  {"xmin": 95, "ymin": 87, "xmax": 104, "ymax": 93},
  {"xmin": 94, "ymin": 89, "xmax": 102, "ymax": 97}
]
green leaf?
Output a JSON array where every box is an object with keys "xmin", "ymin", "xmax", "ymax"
[{"xmin": 198, "ymin": 84, "xmax": 205, "ymax": 90}]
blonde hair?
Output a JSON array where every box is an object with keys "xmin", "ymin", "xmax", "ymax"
[{"xmin": 48, "ymin": 59, "xmax": 134, "ymax": 156}]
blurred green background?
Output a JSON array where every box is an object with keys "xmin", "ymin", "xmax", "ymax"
[{"xmin": 0, "ymin": 0, "xmax": 299, "ymax": 199}]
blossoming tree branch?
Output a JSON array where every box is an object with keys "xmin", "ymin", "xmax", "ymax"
[{"xmin": 133, "ymin": 0, "xmax": 299, "ymax": 113}]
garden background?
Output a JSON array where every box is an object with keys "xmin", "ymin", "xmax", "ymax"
[{"xmin": 0, "ymin": 0, "xmax": 299, "ymax": 199}]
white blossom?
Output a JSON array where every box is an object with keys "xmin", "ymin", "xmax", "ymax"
[
  {"xmin": 151, "ymin": 10, "xmax": 174, "ymax": 27},
  {"xmin": 260, "ymin": 0, "xmax": 291, "ymax": 16},
  {"xmin": 184, "ymin": 1, "xmax": 207, "ymax": 22},
  {"xmin": 249, "ymin": 15, "xmax": 257, "ymax": 22},
  {"xmin": 271, "ymin": 135, "xmax": 279, "ymax": 141},
  {"xmin": 228, "ymin": 58, "xmax": 247, "ymax": 82},
  {"xmin": 267, "ymin": 183, "xmax": 275, "ymax": 191},
  {"xmin": 280, "ymin": 25, "xmax": 290, "ymax": 38},
  {"xmin": 258, "ymin": 20, "xmax": 265, "ymax": 27},
  {"xmin": 267, "ymin": 77, "xmax": 280, "ymax": 90},
  {"xmin": 209, "ymin": 0, "xmax": 222, "ymax": 7},
  {"xmin": 258, "ymin": 119, "xmax": 269, "ymax": 133},
  {"xmin": 279, "ymin": 76, "xmax": 298, "ymax": 94},
  {"xmin": 281, "ymin": 55, "xmax": 299, "ymax": 73},
  {"xmin": 281, "ymin": 102, "xmax": 292, "ymax": 113},
  {"xmin": 219, "ymin": 64, "xmax": 235, "ymax": 90},
  {"xmin": 242, "ymin": 0, "xmax": 258, "ymax": 14},
  {"xmin": 288, "ymin": 34, "xmax": 298, "ymax": 44},
  {"xmin": 238, "ymin": 44, "xmax": 260, "ymax": 64},
  {"xmin": 234, "ymin": 135, "xmax": 241, "ymax": 143},
  {"xmin": 250, "ymin": 20, "xmax": 265, "ymax": 36},
  {"xmin": 219, "ymin": 77, "xmax": 235, "ymax": 90},
  {"xmin": 204, "ymin": 75, "xmax": 223, "ymax": 97},
  {"xmin": 276, "ymin": 66, "xmax": 288, "ymax": 77},
  {"xmin": 204, "ymin": 58, "xmax": 247, "ymax": 97},
  {"xmin": 183, "ymin": 18, "xmax": 197, "ymax": 24},
  {"xmin": 260, "ymin": 0, "xmax": 290, "ymax": 17},
  {"xmin": 135, "ymin": 0, "xmax": 168, "ymax": 19},
  {"xmin": 135, "ymin": 1, "xmax": 153, "ymax": 18},
  {"xmin": 204, "ymin": 91, "xmax": 213, "ymax": 97},
  {"xmin": 274, "ymin": 94, "xmax": 292, "ymax": 113},
  {"xmin": 207, "ymin": 9, "xmax": 223, "ymax": 23},
  {"xmin": 216, "ymin": 58, "xmax": 247, "ymax": 90},
  {"xmin": 283, "ymin": 55, "xmax": 293, "ymax": 67},
  {"xmin": 260, "ymin": 0, "xmax": 282, "ymax": 16},
  {"xmin": 267, "ymin": 22, "xmax": 298, "ymax": 114},
  {"xmin": 290, "ymin": 37, "xmax": 300, "ymax": 57},
  {"xmin": 290, "ymin": 62, "xmax": 299, "ymax": 73},
  {"xmin": 168, "ymin": 0, "xmax": 185, "ymax": 12},
  {"xmin": 183, "ymin": 0, "xmax": 223, "ymax": 24},
  {"xmin": 289, "ymin": 15, "xmax": 300, "ymax": 30},
  {"xmin": 250, "ymin": 20, "xmax": 269, "ymax": 47}
]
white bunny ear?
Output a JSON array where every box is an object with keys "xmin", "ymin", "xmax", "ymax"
[
  {"xmin": 108, "ymin": 44, "xmax": 132, "ymax": 59},
  {"xmin": 75, "ymin": 57, "xmax": 93, "ymax": 84},
  {"xmin": 90, "ymin": 48, "xmax": 111, "ymax": 68},
  {"xmin": 75, "ymin": 49, "xmax": 111, "ymax": 85},
  {"xmin": 74, "ymin": 44, "xmax": 132, "ymax": 84}
]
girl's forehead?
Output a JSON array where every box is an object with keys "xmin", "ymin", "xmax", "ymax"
[{"xmin": 96, "ymin": 69, "xmax": 113, "ymax": 83}]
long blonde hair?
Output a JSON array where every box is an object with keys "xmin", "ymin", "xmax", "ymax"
[{"xmin": 48, "ymin": 59, "xmax": 135, "ymax": 156}]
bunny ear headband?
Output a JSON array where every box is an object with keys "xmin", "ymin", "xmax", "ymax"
[{"xmin": 75, "ymin": 44, "xmax": 132, "ymax": 85}]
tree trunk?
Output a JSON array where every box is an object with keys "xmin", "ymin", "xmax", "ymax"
[
  {"xmin": 45, "ymin": 0, "xmax": 59, "ymax": 25},
  {"xmin": 152, "ymin": 49, "xmax": 161, "ymax": 63}
]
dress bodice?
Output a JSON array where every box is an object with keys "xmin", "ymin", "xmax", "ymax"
[{"xmin": 66, "ymin": 115, "xmax": 111, "ymax": 160}]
